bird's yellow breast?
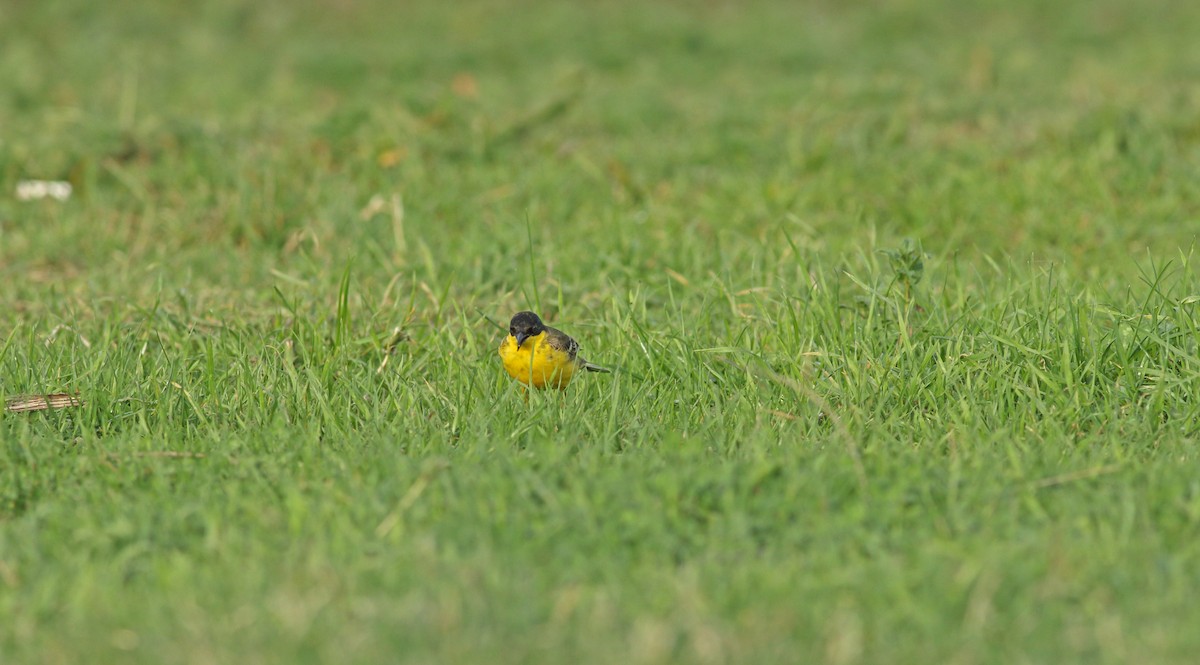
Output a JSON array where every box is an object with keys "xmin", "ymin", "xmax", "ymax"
[{"xmin": 498, "ymin": 331, "xmax": 577, "ymax": 390}]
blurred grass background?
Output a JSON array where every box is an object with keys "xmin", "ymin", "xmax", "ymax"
[{"xmin": 4, "ymin": 0, "xmax": 1200, "ymax": 308}]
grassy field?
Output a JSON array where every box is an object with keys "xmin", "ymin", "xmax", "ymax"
[{"xmin": 4, "ymin": 0, "xmax": 1200, "ymax": 663}]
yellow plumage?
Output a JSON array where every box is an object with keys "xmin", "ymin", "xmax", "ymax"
[{"xmin": 498, "ymin": 330, "xmax": 579, "ymax": 390}]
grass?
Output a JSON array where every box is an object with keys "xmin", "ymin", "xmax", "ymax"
[{"xmin": 3, "ymin": 0, "xmax": 1200, "ymax": 663}]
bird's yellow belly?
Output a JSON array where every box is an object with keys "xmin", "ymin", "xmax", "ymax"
[{"xmin": 499, "ymin": 334, "xmax": 577, "ymax": 389}]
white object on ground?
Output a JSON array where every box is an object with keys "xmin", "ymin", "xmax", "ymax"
[{"xmin": 16, "ymin": 180, "xmax": 72, "ymax": 201}]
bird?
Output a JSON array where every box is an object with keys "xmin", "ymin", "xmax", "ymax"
[{"xmin": 498, "ymin": 311, "xmax": 610, "ymax": 390}]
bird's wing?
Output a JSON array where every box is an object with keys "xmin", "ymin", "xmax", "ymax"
[
  {"xmin": 542, "ymin": 326, "xmax": 580, "ymax": 361},
  {"xmin": 544, "ymin": 326, "xmax": 610, "ymax": 372}
]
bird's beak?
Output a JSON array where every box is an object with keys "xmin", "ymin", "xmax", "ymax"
[{"xmin": 515, "ymin": 332, "xmax": 529, "ymax": 348}]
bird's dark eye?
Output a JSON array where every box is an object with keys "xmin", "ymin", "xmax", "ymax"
[{"xmin": 509, "ymin": 327, "xmax": 516, "ymax": 335}]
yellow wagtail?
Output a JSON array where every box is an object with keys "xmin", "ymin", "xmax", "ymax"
[{"xmin": 498, "ymin": 311, "xmax": 610, "ymax": 389}]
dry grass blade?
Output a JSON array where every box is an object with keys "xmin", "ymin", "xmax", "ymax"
[
  {"xmin": 4, "ymin": 393, "xmax": 84, "ymax": 413},
  {"xmin": 1029, "ymin": 463, "xmax": 1126, "ymax": 490}
]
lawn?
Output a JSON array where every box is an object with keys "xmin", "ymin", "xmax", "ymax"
[{"xmin": 3, "ymin": 0, "xmax": 1200, "ymax": 663}]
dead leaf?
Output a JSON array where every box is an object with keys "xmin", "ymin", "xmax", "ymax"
[
  {"xmin": 451, "ymin": 72, "xmax": 478, "ymax": 99},
  {"xmin": 4, "ymin": 393, "xmax": 84, "ymax": 413},
  {"xmin": 377, "ymin": 146, "xmax": 407, "ymax": 168}
]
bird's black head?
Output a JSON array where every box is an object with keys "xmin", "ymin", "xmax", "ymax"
[{"xmin": 509, "ymin": 311, "xmax": 545, "ymax": 348}]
